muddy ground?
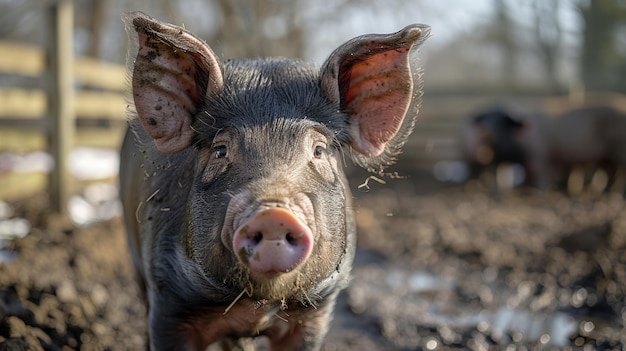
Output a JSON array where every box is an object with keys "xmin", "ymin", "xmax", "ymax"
[{"xmin": 0, "ymin": 168, "xmax": 625, "ymax": 351}]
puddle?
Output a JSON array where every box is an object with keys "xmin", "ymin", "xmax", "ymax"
[
  {"xmin": 398, "ymin": 269, "xmax": 578, "ymax": 346},
  {"xmin": 0, "ymin": 248, "xmax": 18, "ymax": 263},
  {"xmin": 387, "ymin": 269, "xmax": 455, "ymax": 293},
  {"xmin": 429, "ymin": 306, "xmax": 578, "ymax": 346},
  {"xmin": 360, "ymin": 268, "xmax": 580, "ymax": 347},
  {"xmin": 1, "ymin": 149, "xmax": 122, "ymax": 227},
  {"xmin": 69, "ymin": 183, "xmax": 122, "ymax": 227},
  {"xmin": 0, "ymin": 217, "xmax": 31, "ymax": 240},
  {"xmin": 0, "ymin": 147, "xmax": 119, "ymax": 181},
  {"xmin": 0, "ymin": 151, "xmax": 54, "ymax": 174},
  {"xmin": 68, "ymin": 147, "xmax": 119, "ymax": 180},
  {"xmin": 0, "ymin": 200, "xmax": 31, "ymax": 264}
]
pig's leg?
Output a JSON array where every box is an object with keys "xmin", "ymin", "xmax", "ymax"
[
  {"xmin": 609, "ymin": 166, "xmax": 626, "ymax": 193},
  {"xmin": 525, "ymin": 154, "xmax": 550, "ymax": 190},
  {"xmin": 608, "ymin": 144, "xmax": 626, "ymax": 193}
]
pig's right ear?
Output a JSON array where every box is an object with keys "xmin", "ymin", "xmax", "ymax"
[
  {"xmin": 320, "ymin": 24, "xmax": 430, "ymax": 171},
  {"xmin": 124, "ymin": 12, "xmax": 224, "ymax": 154}
]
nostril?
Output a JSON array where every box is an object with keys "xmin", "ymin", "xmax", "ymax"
[
  {"xmin": 252, "ymin": 232, "xmax": 263, "ymax": 244},
  {"xmin": 285, "ymin": 232, "xmax": 296, "ymax": 245}
]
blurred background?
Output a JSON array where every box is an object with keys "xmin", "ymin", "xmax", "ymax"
[
  {"xmin": 1, "ymin": 1, "xmax": 626, "ymax": 350},
  {"xmin": 1, "ymin": 0, "xmax": 626, "ymax": 203},
  {"xmin": 1, "ymin": 0, "xmax": 626, "ymax": 205}
]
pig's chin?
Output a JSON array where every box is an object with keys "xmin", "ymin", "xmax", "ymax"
[{"xmin": 230, "ymin": 264, "xmax": 310, "ymax": 302}]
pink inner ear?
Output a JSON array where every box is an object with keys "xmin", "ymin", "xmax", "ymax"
[
  {"xmin": 133, "ymin": 33, "xmax": 202, "ymax": 153},
  {"xmin": 343, "ymin": 48, "xmax": 413, "ymax": 157}
]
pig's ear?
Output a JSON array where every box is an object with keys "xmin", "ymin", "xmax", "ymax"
[
  {"xmin": 320, "ymin": 24, "xmax": 430, "ymax": 170},
  {"xmin": 502, "ymin": 113, "xmax": 525, "ymax": 130},
  {"xmin": 124, "ymin": 12, "xmax": 224, "ymax": 154}
]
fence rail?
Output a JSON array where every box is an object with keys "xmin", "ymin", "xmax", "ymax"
[
  {"xmin": 0, "ymin": 0, "xmax": 127, "ymax": 214},
  {"xmin": 0, "ymin": 41, "xmax": 126, "ymax": 92},
  {"xmin": 0, "ymin": 40, "xmax": 127, "ymax": 125}
]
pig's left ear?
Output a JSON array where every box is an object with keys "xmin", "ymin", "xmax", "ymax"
[{"xmin": 320, "ymin": 24, "xmax": 430, "ymax": 170}]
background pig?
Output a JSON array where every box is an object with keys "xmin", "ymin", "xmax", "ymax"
[
  {"xmin": 546, "ymin": 106, "xmax": 626, "ymax": 191},
  {"xmin": 459, "ymin": 106, "xmax": 548, "ymax": 188},
  {"xmin": 460, "ymin": 105, "xmax": 626, "ymax": 191},
  {"xmin": 119, "ymin": 12, "xmax": 429, "ymax": 351}
]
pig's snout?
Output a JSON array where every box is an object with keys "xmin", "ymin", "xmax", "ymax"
[{"xmin": 233, "ymin": 208, "xmax": 313, "ymax": 276}]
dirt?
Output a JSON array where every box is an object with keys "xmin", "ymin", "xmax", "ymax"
[{"xmin": 0, "ymin": 169, "xmax": 625, "ymax": 350}]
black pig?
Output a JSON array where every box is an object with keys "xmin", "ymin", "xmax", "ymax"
[
  {"xmin": 119, "ymin": 12, "xmax": 429, "ymax": 351},
  {"xmin": 460, "ymin": 107, "xmax": 533, "ymax": 183},
  {"xmin": 461, "ymin": 105, "xmax": 626, "ymax": 190}
]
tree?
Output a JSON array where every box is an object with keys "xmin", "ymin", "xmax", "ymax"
[
  {"xmin": 530, "ymin": 0, "xmax": 562, "ymax": 91},
  {"xmin": 494, "ymin": 0, "xmax": 518, "ymax": 87},
  {"xmin": 578, "ymin": 0, "xmax": 626, "ymax": 92}
]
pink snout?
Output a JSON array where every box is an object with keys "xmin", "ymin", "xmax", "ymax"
[{"xmin": 233, "ymin": 208, "xmax": 313, "ymax": 276}]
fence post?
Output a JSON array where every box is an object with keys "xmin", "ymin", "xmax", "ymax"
[{"xmin": 46, "ymin": 0, "xmax": 75, "ymax": 215}]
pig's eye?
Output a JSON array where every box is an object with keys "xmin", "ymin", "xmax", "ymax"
[
  {"xmin": 212, "ymin": 145, "xmax": 228, "ymax": 159},
  {"xmin": 313, "ymin": 145, "xmax": 326, "ymax": 159}
]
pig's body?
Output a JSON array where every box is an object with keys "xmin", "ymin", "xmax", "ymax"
[
  {"xmin": 546, "ymin": 107, "xmax": 626, "ymax": 166},
  {"xmin": 461, "ymin": 106, "xmax": 626, "ymax": 189},
  {"xmin": 460, "ymin": 107, "xmax": 548, "ymax": 187},
  {"xmin": 120, "ymin": 12, "xmax": 429, "ymax": 351}
]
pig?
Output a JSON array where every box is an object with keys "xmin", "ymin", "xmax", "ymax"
[
  {"xmin": 119, "ymin": 11, "xmax": 430, "ymax": 351},
  {"xmin": 544, "ymin": 106, "xmax": 626, "ymax": 191},
  {"xmin": 459, "ymin": 106, "xmax": 547, "ymax": 187},
  {"xmin": 461, "ymin": 108, "xmax": 528, "ymax": 173},
  {"xmin": 460, "ymin": 105, "xmax": 626, "ymax": 190}
]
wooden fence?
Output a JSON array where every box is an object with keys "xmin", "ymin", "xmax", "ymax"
[{"xmin": 0, "ymin": 0, "xmax": 126, "ymax": 215}]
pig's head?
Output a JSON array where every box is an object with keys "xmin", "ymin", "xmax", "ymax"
[
  {"xmin": 468, "ymin": 108, "xmax": 528, "ymax": 166},
  {"xmin": 125, "ymin": 12, "xmax": 429, "ymax": 303}
]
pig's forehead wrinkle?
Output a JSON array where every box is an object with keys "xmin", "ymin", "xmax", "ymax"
[{"xmin": 237, "ymin": 120, "xmax": 329, "ymax": 150}]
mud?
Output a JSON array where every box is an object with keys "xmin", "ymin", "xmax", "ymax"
[{"xmin": 0, "ymin": 169, "xmax": 624, "ymax": 350}]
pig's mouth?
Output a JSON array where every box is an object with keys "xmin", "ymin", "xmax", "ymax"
[{"xmin": 221, "ymin": 254, "xmax": 311, "ymax": 301}]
